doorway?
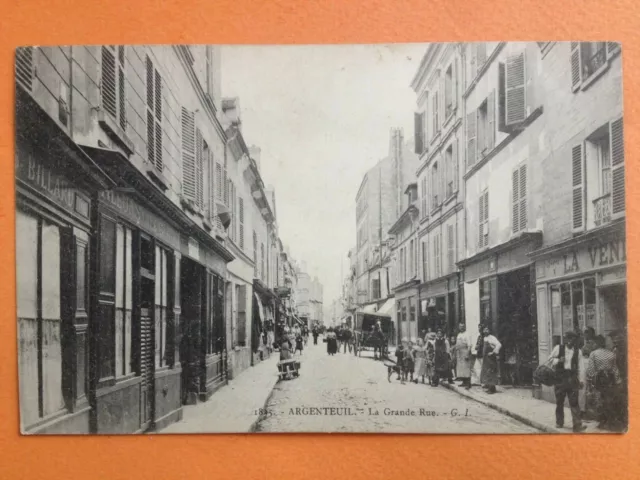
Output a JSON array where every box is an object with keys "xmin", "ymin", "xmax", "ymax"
[{"xmin": 179, "ymin": 257, "xmax": 203, "ymax": 405}]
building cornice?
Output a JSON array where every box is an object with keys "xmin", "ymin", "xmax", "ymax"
[{"xmin": 457, "ymin": 231, "xmax": 543, "ymax": 269}]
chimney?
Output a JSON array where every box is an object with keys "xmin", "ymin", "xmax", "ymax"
[{"xmin": 249, "ymin": 145, "xmax": 262, "ymax": 172}]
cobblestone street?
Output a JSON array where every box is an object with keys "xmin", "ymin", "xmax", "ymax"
[{"xmin": 256, "ymin": 338, "xmax": 538, "ymax": 433}]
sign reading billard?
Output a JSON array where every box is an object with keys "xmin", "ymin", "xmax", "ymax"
[{"xmin": 538, "ymin": 236, "xmax": 627, "ymax": 281}]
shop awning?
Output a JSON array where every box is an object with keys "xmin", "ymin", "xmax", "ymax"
[
  {"xmin": 376, "ymin": 297, "xmax": 395, "ymax": 317},
  {"xmin": 361, "ymin": 304, "xmax": 377, "ymax": 314},
  {"xmin": 254, "ymin": 292, "xmax": 265, "ymax": 323}
]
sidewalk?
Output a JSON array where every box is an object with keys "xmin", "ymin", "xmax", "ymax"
[
  {"xmin": 157, "ymin": 354, "xmax": 280, "ymax": 434},
  {"xmin": 440, "ymin": 382, "xmax": 604, "ymax": 434}
]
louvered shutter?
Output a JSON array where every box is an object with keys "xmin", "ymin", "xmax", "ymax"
[
  {"xmin": 15, "ymin": 47, "xmax": 35, "ymax": 92},
  {"xmin": 478, "ymin": 194, "xmax": 485, "ymax": 247},
  {"xmin": 101, "ymin": 46, "xmax": 117, "ymax": 119},
  {"xmin": 224, "ymin": 172, "xmax": 228, "ymax": 206},
  {"xmin": 452, "ymin": 58, "xmax": 458, "ymax": 110},
  {"xmin": 476, "ymin": 43, "xmax": 487, "ymax": 70},
  {"xmin": 571, "ymin": 42, "xmax": 582, "ymax": 90},
  {"xmin": 487, "ymin": 89, "xmax": 496, "ymax": 150},
  {"xmin": 610, "ymin": 117, "xmax": 625, "ymax": 215},
  {"xmin": 154, "ymin": 70, "xmax": 162, "ymax": 171},
  {"xmin": 146, "ymin": 58, "xmax": 154, "ymax": 165},
  {"xmin": 512, "ymin": 169, "xmax": 520, "ymax": 233},
  {"xmin": 505, "ymin": 52, "xmax": 526, "ymax": 126},
  {"xmin": 483, "ymin": 191, "xmax": 489, "ymax": 247},
  {"xmin": 571, "ymin": 144, "xmax": 585, "ymax": 231},
  {"xmin": 117, "ymin": 46, "xmax": 126, "ymax": 130},
  {"xmin": 239, "ymin": 198, "xmax": 245, "ymax": 249},
  {"xmin": 414, "ymin": 112, "xmax": 424, "ymax": 154},
  {"xmin": 181, "ymin": 108, "xmax": 196, "ymax": 201},
  {"xmin": 215, "ymin": 163, "xmax": 222, "ymax": 200},
  {"xmin": 452, "ymin": 138, "xmax": 459, "ymax": 192},
  {"xmin": 606, "ymin": 42, "xmax": 620, "ymax": 58},
  {"xmin": 447, "ymin": 224, "xmax": 454, "ymax": 273},
  {"xmin": 195, "ymin": 128, "xmax": 204, "ymax": 209},
  {"xmin": 440, "ymin": 74, "xmax": 446, "ymax": 126},
  {"xmin": 519, "ymin": 165, "xmax": 527, "ymax": 231},
  {"xmin": 466, "ymin": 110, "xmax": 477, "ymax": 168}
]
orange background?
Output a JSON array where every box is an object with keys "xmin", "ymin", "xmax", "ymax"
[{"xmin": 0, "ymin": 0, "xmax": 638, "ymax": 478}]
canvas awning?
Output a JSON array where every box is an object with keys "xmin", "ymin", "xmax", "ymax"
[
  {"xmin": 254, "ymin": 292, "xmax": 265, "ymax": 323},
  {"xmin": 361, "ymin": 304, "xmax": 377, "ymax": 314},
  {"xmin": 376, "ymin": 297, "xmax": 394, "ymax": 317}
]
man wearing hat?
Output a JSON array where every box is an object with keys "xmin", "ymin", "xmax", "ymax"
[{"xmin": 548, "ymin": 331, "xmax": 587, "ymax": 432}]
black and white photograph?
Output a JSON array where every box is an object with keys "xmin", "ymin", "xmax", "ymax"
[{"xmin": 15, "ymin": 42, "xmax": 627, "ymax": 435}]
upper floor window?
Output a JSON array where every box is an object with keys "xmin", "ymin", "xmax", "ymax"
[
  {"xmin": 478, "ymin": 190, "xmax": 489, "ymax": 249},
  {"xmin": 571, "ymin": 42, "xmax": 620, "ymax": 91},
  {"xmin": 431, "ymin": 161, "xmax": 440, "ymax": 209},
  {"xmin": 445, "ymin": 141, "xmax": 458, "ymax": 198},
  {"xmin": 420, "ymin": 176, "xmax": 428, "ymax": 219},
  {"xmin": 444, "ymin": 61, "xmax": 457, "ymax": 119},
  {"xmin": 102, "ymin": 46, "xmax": 127, "ymax": 131},
  {"xmin": 414, "ymin": 111, "xmax": 426, "ymax": 155},
  {"xmin": 432, "ymin": 89, "xmax": 440, "ymax": 138},
  {"xmin": 512, "ymin": 164, "xmax": 528, "ymax": 234},
  {"xmin": 146, "ymin": 56, "xmax": 163, "ymax": 172}
]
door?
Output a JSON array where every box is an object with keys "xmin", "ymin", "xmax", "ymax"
[
  {"xmin": 180, "ymin": 257, "xmax": 203, "ymax": 404},
  {"xmin": 138, "ymin": 233, "xmax": 155, "ymax": 430}
]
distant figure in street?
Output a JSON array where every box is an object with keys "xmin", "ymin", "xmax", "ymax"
[
  {"xmin": 433, "ymin": 328, "xmax": 453, "ymax": 386},
  {"xmin": 425, "ymin": 332, "xmax": 436, "ymax": 386},
  {"xmin": 548, "ymin": 330, "xmax": 587, "ymax": 432},
  {"xmin": 312, "ymin": 326, "xmax": 319, "ymax": 345},
  {"xmin": 586, "ymin": 334, "xmax": 622, "ymax": 431},
  {"xmin": 395, "ymin": 338, "xmax": 409, "ymax": 384},
  {"xmin": 449, "ymin": 335, "xmax": 458, "ymax": 380},
  {"xmin": 405, "ymin": 338, "xmax": 416, "ymax": 382},
  {"xmin": 480, "ymin": 325, "xmax": 501, "ymax": 394},
  {"xmin": 326, "ymin": 328, "xmax": 338, "ymax": 356},
  {"xmin": 454, "ymin": 323, "xmax": 473, "ymax": 389},
  {"xmin": 372, "ymin": 321, "xmax": 386, "ymax": 360},
  {"xmin": 412, "ymin": 338, "xmax": 427, "ymax": 384},
  {"xmin": 342, "ymin": 326, "xmax": 353, "ymax": 353},
  {"xmin": 294, "ymin": 332, "xmax": 304, "ymax": 355}
]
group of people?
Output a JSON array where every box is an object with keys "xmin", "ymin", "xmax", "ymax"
[
  {"xmin": 393, "ymin": 323, "xmax": 502, "ymax": 394},
  {"xmin": 546, "ymin": 328, "xmax": 626, "ymax": 432}
]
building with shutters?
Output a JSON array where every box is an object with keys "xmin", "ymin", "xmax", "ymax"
[
  {"xmin": 410, "ymin": 43, "xmax": 465, "ymax": 339},
  {"xmin": 527, "ymin": 42, "xmax": 625, "ymax": 404},
  {"xmin": 15, "ymin": 45, "xmax": 237, "ymax": 434}
]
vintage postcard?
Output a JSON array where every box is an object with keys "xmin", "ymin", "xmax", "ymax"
[{"xmin": 15, "ymin": 42, "xmax": 627, "ymax": 435}]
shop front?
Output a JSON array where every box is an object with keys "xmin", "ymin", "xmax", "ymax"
[
  {"xmin": 15, "ymin": 96, "xmax": 113, "ymax": 434},
  {"xmin": 530, "ymin": 220, "xmax": 627, "ymax": 402},
  {"xmin": 393, "ymin": 280, "xmax": 419, "ymax": 342},
  {"xmin": 459, "ymin": 233, "xmax": 541, "ymax": 387},
  {"xmin": 419, "ymin": 273, "xmax": 460, "ymax": 338},
  {"xmin": 253, "ymin": 279, "xmax": 277, "ymax": 364}
]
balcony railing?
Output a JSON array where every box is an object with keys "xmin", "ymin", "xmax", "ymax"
[{"xmin": 593, "ymin": 193, "xmax": 612, "ymax": 227}]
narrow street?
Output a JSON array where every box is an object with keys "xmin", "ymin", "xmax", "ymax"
[{"xmin": 256, "ymin": 337, "xmax": 538, "ymax": 433}]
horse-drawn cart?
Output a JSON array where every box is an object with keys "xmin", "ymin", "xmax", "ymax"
[{"xmin": 353, "ymin": 312, "xmax": 395, "ymax": 359}]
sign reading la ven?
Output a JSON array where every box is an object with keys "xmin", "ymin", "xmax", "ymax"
[{"xmin": 541, "ymin": 236, "xmax": 626, "ymax": 280}]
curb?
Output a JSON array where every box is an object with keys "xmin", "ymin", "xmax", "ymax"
[
  {"xmin": 440, "ymin": 382, "xmax": 560, "ymax": 433},
  {"xmin": 248, "ymin": 358, "xmax": 280, "ymax": 433}
]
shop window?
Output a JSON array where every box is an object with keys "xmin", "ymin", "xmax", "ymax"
[
  {"xmin": 115, "ymin": 225, "xmax": 134, "ymax": 376},
  {"xmin": 550, "ymin": 278, "xmax": 597, "ymax": 347},
  {"xmin": 97, "ymin": 216, "xmax": 116, "ymax": 381},
  {"xmin": 480, "ymin": 278, "xmax": 493, "ymax": 327},
  {"xmin": 154, "ymin": 246, "xmax": 170, "ymax": 368},
  {"xmin": 17, "ymin": 210, "xmax": 66, "ymax": 427},
  {"xmin": 410, "ymin": 304, "xmax": 416, "ymax": 322}
]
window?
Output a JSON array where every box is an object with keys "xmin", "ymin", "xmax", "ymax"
[
  {"xmin": 512, "ymin": 164, "xmax": 528, "ymax": 234},
  {"xmin": 469, "ymin": 43, "xmax": 487, "ymax": 84},
  {"xmin": 253, "ymin": 231, "xmax": 258, "ymax": 277},
  {"xmin": 236, "ymin": 285, "xmax": 247, "ymax": 347},
  {"xmin": 17, "ymin": 210, "xmax": 66, "ymax": 427},
  {"xmin": 146, "ymin": 56, "xmax": 163, "ymax": 171},
  {"xmin": 409, "ymin": 240, "xmax": 415, "ymax": 277},
  {"xmin": 422, "ymin": 240, "xmax": 428, "ymax": 281},
  {"xmin": 421, "ymin": 176, "xmax": 428, "ymax": 219},
  {"xmin": 550, "ymin": 278, "xmax": 597, "ymax": 347},
  {"xmin": 432, "ymin": 89, "xmax": 440, "ymax": 137},
  {"xmin": 15, "ymin": 47, "xmax": 35, "ymax": 92},
  {"xmin": 261, "ymin": 243, "xmax": 265, "ymax": 281},
  {"xmin": 572, "ymin": 42, "xmax": 607, "ymax": 88},
  {"xmin": 115, "ymin": 224, "xmax": 134, "ymax": 376},
  {"xmin": 431, "ymin": 162, "xmax": 440, "ymax": 208},
  {"xmin": 101, "ymin": 46, "xmax": 126, "ymax": 130},
  {"xmin": 410, "ymin": 302, "xmax": 416, "ymax": 323},
  {"xmin": 478, "ymin": 190, "xmax": 489, "ymax": 249},
  {"xmin": 154, "ymin": 246, "xmax": 170, "ymax": 368},
  {"xmin": 372, "ymin": 278, "xmax": 381, "ymax": 299},
  {"xmin": 414, "ymin": 111, "xmax": 425, "ymax": 154},
  {"xmin": 239, "ymin": 197, "xmax": 245, "ymax": 249},
  {"xmin": 445, "ymin": 144, "xmax": 458, "ymax": 198},
  {"xmin": 447, "ymin": 224, "xmax": 455, "ymax": 273},
  {"xmin": 499, "ymin": 52, "xmax": 526, "ymax": 129},
  {"xmin": 196, "ymin": 132, "xmax": 205, "ymax": 212},
  {"xmin": 444, "ymin": 63, "xmax": 456, "ymax": 119},
  {"xmin": 433, "ymin": 232, "xmax": 442, "ymax": 279}
]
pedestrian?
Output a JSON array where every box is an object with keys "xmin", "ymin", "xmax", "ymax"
[
  {"xmin": 454, "ymin": 322, "xmax": 473, "ymax": 389},
  {"xmin": 610, "ymin": 331, "xmax": 628, "ymax": 430},
  {"xmin": 405, "ymin": 338, "xmax": 416, "ymax": 382},
  {"xmin": 586, "ymin": 334, "xmax": 622, "ymax": 431},
  {"xmin": 326, "ymin": 328, "xmax": 338, "ymax": 356},
  {"xmin": 480, "ymin": 325, "xmax": 501, "ymax": 394},
  {"xmin": 312, "ymin": 326, "xmax": 319, "ymax": 345},
  {"xmin": 395, "ymin": 338, "xmax": 409, "ymax": 384},
  {"xmin": 425, "ymin": 332, "xmax": 436, "ymax": 386},
  {"xmin": 449, "ymin": 335, "xmax": 457, "ymax": 380},
  {"xmin": 412, "ymin": 337, "xmax": 428, "ymax": 384},
  {"xmin": 342, "ymin": 326, "xmax": 352, "ymax": 353},
  {"xmin": 433, "ymin": 328, "xmax": 452, "ymax": 386},
  {"xmin": 294, "ymin": 331, "xmax": 304, "ymax": 355},
  {"xmin": 548, "ymin": 330, "xmax": 587, "ymax": 432},
  {"xmin": 471, "ymin": 323, "xmax": 485, "ymax": 386}
]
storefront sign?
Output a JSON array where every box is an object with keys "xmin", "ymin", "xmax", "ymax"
[
  {"xmin": 16, "ymin": 145, "xmax": 87, "ymax": 217},
  {"xmin": 537, "ymin": 237, "xmax": 626, "ymax": 281},
  {"xmin": 99, "ymin": 190, "xmax": 181, "ymax": 249}
]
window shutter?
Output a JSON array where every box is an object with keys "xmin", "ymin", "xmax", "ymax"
[
  {"xmin": 571, "ymin": 42, "xmax": 582, "ymax": 90},
  {"xmin": 466, "ymin": 110, "xmax": 477, "ymax": 168},
  {"xmin": 452, "ymin": 58, "xmax": 458, "ymax": 110},
  {"xmin": 181, "ymin": 108, "xmax": 196, "ymax": 201},
  {"xmin": 15, "ymin": 47, "xmax": 35, "ymax": 92},
  {"xmin": 414, "ymin": 112, "xmax": 424, "ymax": 154},
  {"xmin": 478, "ymin": 193, "xmax": 485, "ymax": 247},
  {"xmin": 195, "ymin": 129, "xmax": 204, "ymax": 210},
  {"xmin": 147, "ymin": 109, "xmax": 155, "ymax": 167},
  {"xmin": 452, "ymin": 138, "xmax": 459, "ymax": 192},
  {"xmin": 476, "ymin": 43, "xmax": 487, "ymax": 70},
  {"xmin": 610, "ymin": 117, "xmax": 625, "ymax": 215},
  {"xmin": 224, "ymin": 171, "xmax": 228, "ymax": 205},
  {"xmin": 447, "ymin": 224, "xmax": 454, "ymax": 273},
  {"xmin": 439, "ymin": 74, "xmax": 445, "ymax": 125},
  {"xmin": 519, "ymin": 165, "xmax": 527, "ymax": 231},
  {"xmin": 571, "ymin": 144, "xmax": 585, "ymax": 231},
  {"xmin": 239, "ymin": 197, "xmax": 245, "ymax": 249},
  {"xmin": 487, "ymin": 89, "xmax": 496, "ymax": 150},
  {"xmin": 117, "ymin": 46, "xmax": 126, "ymax": 130},
  {"xmin": 154, "ymin": 70, "xmax": 162, "ymax": 171},
  {"xmin": 482, "ymin": 191, "xmax": 489, "ymax": 248},
  {"xmin": 470, "ymin": 45, "xmax": 477, "ymax": 81},
  {"xmin": 606, "ymin": 42, "xmax": 620, "ymax": 58},
  {"xmin": 101, "ymin": 46, "xmax": 117, "ymax": 119},
  {"xmin": 505, "ymin": 52, "xmax": 526, "ymax": 126},
  {"xmin": 512, "ymin": 169, "xmax": 520, "ymax": 233}
]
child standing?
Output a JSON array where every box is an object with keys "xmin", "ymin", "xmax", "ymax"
[
  {"xmin": 405, "ymin": 339, "xmax": 416, "ymax": 383},
  {"xmin": 395, "ymin": 338, "xmax": 408, "ymax": 384}
]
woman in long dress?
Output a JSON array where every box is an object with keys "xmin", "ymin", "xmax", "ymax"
[
  {"xmin": 412, "ymin": 337, "xmax": 428, "ymax": 384},
  {"xmin": 326, "ymin": 328, "xmax": 338, "ymax": 355},
  {"xmin": 425, "ymin": 332, "xmax": 436, "ymax": 386},
  {"xmin": 480, "ymin": 325, "xmax": 502, "ymax": 394},
  {"xmin": 454, "ymin": 322, "xmax": 473, "ymax": 389},
  {"xmin": 433, "ymin": 328, "xmax": 452, "ymax": 386}
]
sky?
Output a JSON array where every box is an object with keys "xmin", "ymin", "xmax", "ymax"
[{"xmin": 221, "ymin": 44, "xmax": 428, "ymax": 305}]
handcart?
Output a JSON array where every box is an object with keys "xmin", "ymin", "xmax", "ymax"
[{"xmin": 277, "ymin": 359, "xmax": 301, "ymax": 380}]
